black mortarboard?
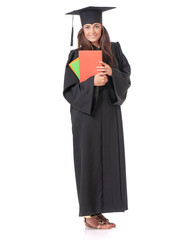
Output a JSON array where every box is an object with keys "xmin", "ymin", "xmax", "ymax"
[{"xmin": 65, "ymin": 6, "xmax": 116, "ymax": 46}]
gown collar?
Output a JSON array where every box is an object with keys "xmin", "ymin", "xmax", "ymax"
[{"xmin": 92, "ymin": 44, "xmax": 101, "ymax": 50}]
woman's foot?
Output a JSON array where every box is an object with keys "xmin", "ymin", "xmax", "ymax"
[
  {"xmin": 96, "ymin": 214, "xmax": 116, "ymax": 228},
  {"xmin": 84, "ymin": 215, "xmax": 112, "ymax": 229}
]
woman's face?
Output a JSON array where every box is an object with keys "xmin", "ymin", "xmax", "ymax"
[{"xmin": 83, "ymin": 23, "xmax": 102, "ymax": 45}]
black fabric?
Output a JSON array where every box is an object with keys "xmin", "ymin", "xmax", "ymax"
[
  {"xmin": 80, "ymin": 10, "xmax": 102, "ymax": 25},
  {"xmin": 63, "ymin": 42, "xmax": 131, "ymax": 216}
]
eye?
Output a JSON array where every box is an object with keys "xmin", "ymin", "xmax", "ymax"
[
  {"xmin": 94, "ymin": 25, "xmax": 100, "ymax": 29},
  {"xmin": 85, "ymin": 25, "xmax": 90, "ymax": 29}
]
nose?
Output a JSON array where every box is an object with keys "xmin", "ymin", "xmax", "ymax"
[{"xmin": 90, "ymin": 26, "xmax": 95, "ymax": 33}]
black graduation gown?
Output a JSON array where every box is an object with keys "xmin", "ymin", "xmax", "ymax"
[{"xmin": 63, "ymin": 42, "xmax": 131, "ymax": 217}]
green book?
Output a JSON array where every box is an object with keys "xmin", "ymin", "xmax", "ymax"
[{"xmin": 69, "ymin": 57, "xmax": 80, "ymax": 80}]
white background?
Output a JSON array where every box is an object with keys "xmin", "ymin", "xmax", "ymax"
[{"xmin": 0, "ymin": 0, "xmax": 171, "ymax": 239}]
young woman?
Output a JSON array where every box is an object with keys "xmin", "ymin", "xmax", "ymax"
[{"xmin": 63, "ymin": 6, "xmax": 131, "ymax": 229}]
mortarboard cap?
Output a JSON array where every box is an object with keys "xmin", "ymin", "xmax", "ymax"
[{"xmin": 65, "ymin": 6, "xmax": 116, "ymax": 46}]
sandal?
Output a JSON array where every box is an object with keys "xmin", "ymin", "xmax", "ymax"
[
  {"xmin": 84, "ymin": 215, "xmax": 112, "ymax": 229},
  {"xmin": 96, "ymin": 214, "xmax": 116, "ymax": 228}
]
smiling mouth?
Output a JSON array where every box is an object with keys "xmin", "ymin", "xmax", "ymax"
[{"xmin": 89, "ymin": 35, "xmax": 97, "ymax": 38}]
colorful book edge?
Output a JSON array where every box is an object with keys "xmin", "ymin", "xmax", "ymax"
[{"xmin": 69, "ymin": 57, "xmax": 80, "ymax": 80}]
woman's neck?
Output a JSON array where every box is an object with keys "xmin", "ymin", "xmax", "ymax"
[{"xmin": 92, "ymin": 41, "xmax": 100, "ymax": 48}]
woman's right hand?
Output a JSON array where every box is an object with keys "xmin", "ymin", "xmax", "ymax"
[{"xmin": 94, "ymin": 73, "xmax": 108, "ymax": 86}]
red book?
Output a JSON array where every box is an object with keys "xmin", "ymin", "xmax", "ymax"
[{"xmin": 78, "ymin": 50, "xmax": 102, "ymax": 83}]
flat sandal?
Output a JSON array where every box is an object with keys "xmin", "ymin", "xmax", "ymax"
[
  {"xmin": 96, "ymin": 214, "xmax": 116, "ymax": 228},
  {"xmin": 84, "ymin": 215, "xmax": 112, "ymax": 229}
]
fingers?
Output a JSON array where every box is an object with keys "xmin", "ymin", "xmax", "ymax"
[
  {"xmin": 97, "ymin": 61, "xmax": 108, "ymax": 70},
  {"xmin": 99, "ymin": 75, "xmax": 108, "ymax": 82},
  {"xmin": 100, "ymin": 77, "xmax": 108, "ymax": 86},
  {"xmin": 94, "ymin": 73, "xmax": 108, "ymax": 86},
  {"xmin": 97, "ymin": 62, "xmax": 112, "ymax": 76},
  {"xmin": 97, "ymin": 64, "xmax": 108, "ymax": 72},
  {"xmin": 97, "ymin": 66, "xmax": 107, "ymax": 74},
  {"xmin": 99, "ymin": 61, "xmax": 107, "ymax": 66},
  {"xmin": 97, "ymin": 65, "xmax": 105, "ymax": 68},
  {"xmin": 97, "ymin": 66, "xmax": 106, "ymax": 70},
  {"xmin": 96, "ymin": 72, "xmax": 106, "ymax": 76}
]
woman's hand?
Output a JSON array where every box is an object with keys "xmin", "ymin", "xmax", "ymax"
[
  {"xmin": 94, "ymin": 72, "xmax": 108, "ymax": 86},
  {"xmin": 97, "ymin": 61, "xmax": 112, "ymax": 76}
]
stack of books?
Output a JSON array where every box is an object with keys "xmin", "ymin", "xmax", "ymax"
[{"xmin": 69, "ymin": 50, "xmax": 102, "ymax": 82}]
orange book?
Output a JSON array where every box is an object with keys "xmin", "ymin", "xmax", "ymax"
[{"xmin": 78, "ymin": 50, "xmax": 102, "ymax": 83}]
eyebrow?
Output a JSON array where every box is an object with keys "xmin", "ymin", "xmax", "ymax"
[{"xmin": 85, "ymin": 23, "xmax": 101, "ymax": 27}]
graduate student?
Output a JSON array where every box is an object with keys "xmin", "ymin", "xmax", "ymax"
[{"xmin": 63, "ymin": 6, "xmax": 131, "ymax": 229}]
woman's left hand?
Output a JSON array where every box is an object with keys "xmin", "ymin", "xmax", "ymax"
[{"xmin": 97, "ymin": 61, "xmax": 112, "ymax": 76}]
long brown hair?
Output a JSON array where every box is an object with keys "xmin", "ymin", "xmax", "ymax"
[{"xmin": 78, "ymin": 25, "xmax": 116, "ymax": 67}]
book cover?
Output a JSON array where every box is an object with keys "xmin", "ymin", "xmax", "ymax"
[
  {"xmin": 69, "ymin": 57, "xmax": 80, "ymax": 79},
  {"xmin": 79, "ymin": 50, "xmax": 102, "ymax": 83}
]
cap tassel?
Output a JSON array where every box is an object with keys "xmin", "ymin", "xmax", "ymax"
[{"xmin": 70, "ymin": 15, "xmax": 74, "ymax": 46}]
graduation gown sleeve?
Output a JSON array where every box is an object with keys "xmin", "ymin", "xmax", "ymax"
[
  {"xmin": 63, "ymin": 49, "xmax": 96, "ymax": 115},
  {"xmin": 107, "ymin": 42, "xmax": 131, "ymax": 105}
]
